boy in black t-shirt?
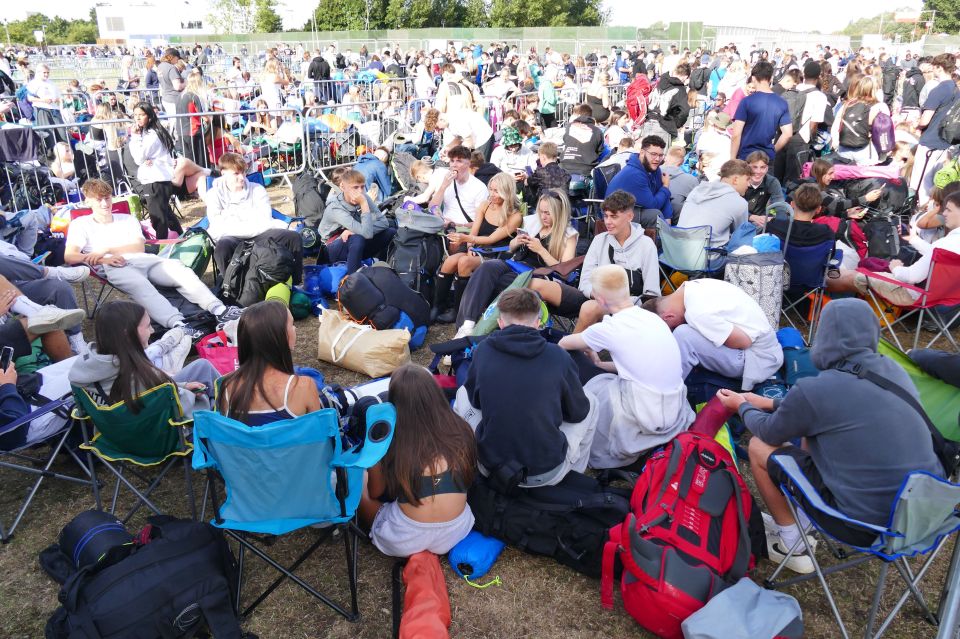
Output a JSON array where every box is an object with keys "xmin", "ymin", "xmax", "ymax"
[{"xmin": 751, "ymin": 182, "xmax": 834, "ymax": 247}]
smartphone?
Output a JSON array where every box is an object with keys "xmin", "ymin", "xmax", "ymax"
[
  {"xmin": 0, "ymin": 345, "xmax": 14, "ymax": 372},
  {"xmin": 516, "ymin": 229, "xmax": 529, "ymax": 236}
]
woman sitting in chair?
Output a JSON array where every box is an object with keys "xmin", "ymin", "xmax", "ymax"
[
  {"xmin": 360, "ymin": 364, "xmax": 476, "ymax": 557},
  {"xmin": 68, "ymin": 300, "xmax": 218, "ymax": 416},
  {"xmin": 433, "ymin": 172, "xmax": 523, "ymax": 324},
  {"xmin": 216, "ymin": 301, "xmax": 320, "ymax": 426},
  {"xmin": 453, "ymin": 190, "xmax": 579, "ymax": 338}
]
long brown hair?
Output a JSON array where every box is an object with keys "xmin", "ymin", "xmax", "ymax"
[
  {"xmin": 217, "ymin": 301, "xmax": 294, "ymax": 423},
  {"xmin": 94, "ymin": 301, "xmax": 172, "ymax": 413},
  {"xmin": 811, "ymin": 158, "xmax": 833, "ymax": 189},
  {"xmin": 381, "ymin": 365, "xmax": 476, "ymax": 506}
]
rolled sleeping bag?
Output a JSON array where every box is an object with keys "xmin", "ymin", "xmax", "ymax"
[{"xmin": 448, "ymin": 530, "xmax": 505, "ymax": 580}]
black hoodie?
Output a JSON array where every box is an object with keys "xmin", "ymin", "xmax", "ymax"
[
  {"xmin": 650, "ymin": 74, "xmax": 691, "ymax": 136},
  {"xmin": 902, "ymin": 66, "xmax": 925, "ymax": 110},
  {"xmin": 560, "ymin": 116, "xmax": 604, "ymax": 177},
  {"xmin": 465, "ymin": 324, "xmax": 591, "ymax": 476}
]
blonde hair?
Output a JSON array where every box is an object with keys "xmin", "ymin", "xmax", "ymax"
[
  {"xmin": 848, "ymin": 76, "xmax": 879, "ymax": 105},
  {"xmin": 184, "ymin": 70, "xmax": 206, "ymax": 98},
  {"xmin": 591, "ymin": 265, "xmax": 629, "ymax": 302},
  {"xmin": 486, "ymin": 172, "xmax": 518, "ymax": 226},
  {"xmin": 410, "ymin": 160, "xmax": 431, "ymax": 181},
  {"xmin": 537, "ymin": 190, "xmax": 573, "ymax": 260}
]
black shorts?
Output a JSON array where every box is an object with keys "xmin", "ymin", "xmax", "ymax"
[
  {"xmin": 0, "ymin": 320, "xmax": 33, "ymax": 359},
  {"xmin": 548, "ymin": 280, "xmax": 589, "ymax": 317},
  {"xmin": 768, "ymin": 446, "xmax": 879, "ymax": 548}
]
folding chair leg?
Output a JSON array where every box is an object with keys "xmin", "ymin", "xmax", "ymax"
[
  {"xmin": 235, "ymin": 539, "xmax": 246, "ymax": 617},
  {"xmin": 936, "ymin": 536, "xmax": 960, "ymax": 639},
  {"xmin": 864, "ymin": 562, "xmax": 890, "ymax": 639},
  {"xmin": 238, "ymin": 532, "xmax": 328, "ymax": 618},
  {"xmin": 873, "ymin": 545, "xmax": 947, "ymax": 638},
  {"xmin": 182, "ymin": 455, "xmax": 197, "ymax": 520},
  {"xmin": 345, "ymin": 521, "xmax": 360, "ymax": 619}
]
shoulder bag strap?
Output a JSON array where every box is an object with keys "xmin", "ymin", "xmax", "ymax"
[
  {"xmin": 721, "ymin": 467, "xmax": 752, "ymax": 583},
  {"xmin": 452, "ymin": 180, "xmax": 473, "ymax": 224},
  {"xmin": 836, "ymin": 360, "xmax": 958, "ymax": 476}
]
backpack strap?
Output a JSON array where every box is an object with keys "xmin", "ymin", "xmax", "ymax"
[
  {"xmin": 720, "ymin": 467, "xmax": 752, "ymax": 583},
  {"xmin": 600, "ymin": 521, "xmax": 624, "ymax": 609},
  {"xmin": 834, "ymin": 360, "xmax": 960, "ymax": 477},
  {"xmin": 452, "ymin": 180, "xmax": 473, "ymax": 224},
  {"xmin": 653, "ymin": 439, "xmax": 685, "ymax": 504}
]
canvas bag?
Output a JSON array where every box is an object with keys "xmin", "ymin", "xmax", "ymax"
[{"xmin": 317, "ymin": 309, "xmax": 410, "ymax": 378}]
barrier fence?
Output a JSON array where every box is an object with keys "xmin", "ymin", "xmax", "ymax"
[{"xmin": 0, "ymin": 81, "xmax": 631, "ymax": 215}]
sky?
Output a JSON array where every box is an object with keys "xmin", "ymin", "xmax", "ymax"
[{"xmin": 5, "ymin": 0, "xmax": 925, "ymax": 34}]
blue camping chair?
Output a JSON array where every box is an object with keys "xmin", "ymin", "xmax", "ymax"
[
  {"xmin": 765, "ymin": 454, "xmax": 960, "ymax": 639},
  {"xmin": 0, "ymin": 395, "xmax": 98, "ymax": 542},
  {"xmin": 192, "ymin": 403, "xmax": 395, "ymax": 621},
  {"xmin": 781, "ymin": 239, "xmax": 838, "ymax": 343},
  {"xmin": 199, "ymin": 171, "xmax": 305, "ymax": 230}
]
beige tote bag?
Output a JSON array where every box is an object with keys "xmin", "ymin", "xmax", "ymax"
[{"xmin": 317, "ymin": 310, "xmax": 410, "ymax": 378}]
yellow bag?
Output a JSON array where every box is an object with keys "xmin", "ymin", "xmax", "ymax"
[{"xmin": 317, "ymin": 310, "xmax": 410, "ymax": 378}]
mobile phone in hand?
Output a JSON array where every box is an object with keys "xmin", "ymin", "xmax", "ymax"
[
  {"xmin": 516, "ymin": 229, "xmax": 529, "ymax": 236},
  {"xmin": 0, "ymin": 345, "xmax": 14, "ymax": 371}
]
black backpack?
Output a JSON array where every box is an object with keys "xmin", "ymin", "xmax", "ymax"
[
  {"xmin": 468, "ymin": 469, "xmax": 633, "ymax": 578},
  {"xmin": 863, "ymin": 214, "xmax": 900, "ymax": 259},
  {"xmin": 939, "ymin": 94, "xmax": 960, "ymax": 146},
  {"xmin": 220, "ymin": 240, "xmax": 255, "ymax": 305},
  {"xmin": 387, "ymin": 227, "xmax": 445, "ymax": 303},
  {"xmin": 238, "ymin": 237, "xmax": 298, "ymax": 307},
  {"xmin": 337, "ymin": 264, "xmax": 431, "ymax": 349},
  {"xmin": 292, "ymin": 171, "xmax": 325, "ymax": 228},
  {"xmin": 45, "ymin": 516, "xmax": 246, "ymax": 639},
  {"xmin": 838, "ymin": 102, "xmax": 871, "ymax": 150},
  {"xmin": 781, "ymin": 88, "xmax": 810, "ymax": 133}
]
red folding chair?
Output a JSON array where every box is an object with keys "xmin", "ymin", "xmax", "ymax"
[{"xmin": 856, "ymin": 248, "xmax": 960, "ymax": 352}]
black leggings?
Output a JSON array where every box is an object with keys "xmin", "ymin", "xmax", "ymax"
[
  {"xmin": 142, "ymin": 181, "xmax": 185, "ymax": 240},
  {"xmin": 456, "ymin": 260, "xmax": 519, "ymax": 326}
]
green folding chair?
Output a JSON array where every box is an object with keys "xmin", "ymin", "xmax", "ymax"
[{"xmin": 72, "ymin": 383, "xmax": 196, "ymax": 522}]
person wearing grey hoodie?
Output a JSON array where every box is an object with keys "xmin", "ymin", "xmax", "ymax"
[
  {"xmin": 676, "ymin": 158, "xmax": 751, "ymax": 248},
  {"xmin": 68, "ymin": 300, "xmax": 219, "ymax": 419},
  {"xmin": 317, "ymin": 169, "xmax": 395, "ymax": 274},
  {"xmin": 717, "ymin": 298, "xmax": 942, "ymax": 574}
]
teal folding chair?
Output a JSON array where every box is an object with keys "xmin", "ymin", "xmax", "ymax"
[{"xmin": 192, "ymin": 403, "xmax": 395, "ymax": 621}]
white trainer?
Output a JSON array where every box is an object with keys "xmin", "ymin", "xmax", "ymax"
[
  {"xmin": 46, "ymin": 265, "xmax": 91, "ymax": 283},
  {"xmin": 26, "ymin": 306, "xmax": 86, "ymax": 334}
]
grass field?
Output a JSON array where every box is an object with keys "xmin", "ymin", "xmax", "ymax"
[{"xmin": 0, "ymin": 187, "xmax": 957, "ymax": 638}]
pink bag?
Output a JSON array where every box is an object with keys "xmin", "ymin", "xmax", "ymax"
[{"xmin": 196, "ymin": 331, "xmax": 239, "ymax": 375}]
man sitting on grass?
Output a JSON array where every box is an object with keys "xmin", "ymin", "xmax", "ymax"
[
  {"xmin": 558, "ymin": 265, "xmax": 693, "ymax": 469},
  {"xmin": 454, "ymin": 288, "xmax": 597, "ymax": 487}
]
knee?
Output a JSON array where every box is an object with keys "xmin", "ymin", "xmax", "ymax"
[
  {"xmin": 457, "ymin": 258, "xmax": 476, "ymax": 277},
  {"xmin": 747, "ymin": 436, "xmax": 774, "ymax": 472}
]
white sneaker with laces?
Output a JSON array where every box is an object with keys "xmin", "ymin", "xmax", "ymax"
[{"xmin": 761, "ymin": 512, "xmax": 818, "ymax": 550}]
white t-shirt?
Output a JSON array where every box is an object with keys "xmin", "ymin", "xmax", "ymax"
[
  {"xmin": 682, "ymin": 279, "xmax": 771, "ymax": 347},
  {"xmin": 66, "ymin": 214, "xmax": 144, "ymax": 255},
  {"xmin": 447, "ymin": 111, "xmax": 494, "ymax": 148},
  {"xmin": 797, "ymin": 85, "xmax": 827, "ymax": 144},
  {"xmin": 582, "ymin": 307, "xmax": 683, "ymax": 393},
  {"xmin": 441, "ymin": 176, "xmax": 488, "ymax": 225}
]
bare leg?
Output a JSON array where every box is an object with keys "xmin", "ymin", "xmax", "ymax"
[
  {"xmin": 456, "ymin": 254, "xmax": 482, "ymax": 277},
  {"xmin": 528, "ymin": 278, "xmax": 563, "ymax": 306},
  {"xmin": 825, "ymin": 270, "xmax": 862, "ymax": 294},
  {"xmin": 748, "ymin": 436, "xmax": 796, "ymax": 527},
  {"xmin": 20, "ymin": 318, "xmax": 74, "ymax": 362},
  {"xmin": 439, "ymin": 253, "xmax": 463, "ymax": 275},
  {"xmin": 358, "ymin": 472, "xmax": 383, "ymax": 531},
  {"xmin": 573, "ymin": 299, "xmax": 605, "ymax": 333},
  {"xmin": 171, "ymin": 157, "xmax": 210, "ymax": 192}
]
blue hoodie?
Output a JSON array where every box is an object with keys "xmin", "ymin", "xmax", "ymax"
[
  {"xmin": 354, "ymin": 153, "xmax": 393, "ymax": 204},
  {"xmin": 607, "ymin": 153, "xmax": 674, "ymax": 221}
]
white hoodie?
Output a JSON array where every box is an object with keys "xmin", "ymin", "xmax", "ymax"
[{"xmin": 203, "ymin": 178, "xmax": 285, "ymax": 241}]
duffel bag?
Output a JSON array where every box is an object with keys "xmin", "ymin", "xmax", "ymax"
[
  {"xmin": 468, "ymin": 469, "xmax": 632, "ymax": 578},
  {"xmin": 317, "ymin": 309, "xmax": 410, "ymax": 378}
]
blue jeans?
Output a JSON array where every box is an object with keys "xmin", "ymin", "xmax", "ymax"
[{"xmin": 326, "ymin": 228, "xmax": 397, "ymax": 274}]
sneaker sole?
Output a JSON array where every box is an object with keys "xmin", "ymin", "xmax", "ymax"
[
  {"xmin": 27, "ymin": 310, "xmax": 86, "ymax": 334},
  {"xmin": 768, "ymin": 542, "xmax": 816, "ymax": 575}
]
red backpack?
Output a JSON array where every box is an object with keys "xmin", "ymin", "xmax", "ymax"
[
  {"xmin": 601, "ymin": 432, "xmax": 754, "ymax": 639},
  {"xmin": 626, "ymin": 75, "xmax": 652, "ymax": 125}
]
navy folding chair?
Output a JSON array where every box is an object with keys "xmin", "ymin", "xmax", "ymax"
[
  {"xmin": 766, "ymin": 454, "xmax": 960, "ymax": 639},
  {"xmin": 781, "ymin": 240, "xmax": 838, "ymax": 343},
  {"xmin": 0, "ymin": 395, "xmax": 99, "ymax": 542},
  {"xmin": 192, "ymin": 403, "xmax": 395, "ymax": 621}
]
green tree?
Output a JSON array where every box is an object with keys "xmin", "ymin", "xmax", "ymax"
[
  {"xmin": 3, "ymin": 12, "xmax": 99, "ymax": 45},
  {"xmin": 925, "ymin": 0, "xmax": 960, "ymax": 32},
  {"xmin": 305, "ymin": 0, "xmax": 367, "ymax": 30},
  {"xmin": 253, "ymin": 0, "xmax": 284, "ymax": 32},
  {"xmin": 462, "ymin": 0, "xmax": 489, "ymax": 28},
  {"xmin": 490, "ymin": 0, "xmax": 602, "ymax": 27},
  {"xmin": 208, "ymin": 0, "xmax": 253, "ymax": 34},
  {"xmin": 839, "ymin": 11, "xmax": 921, "ymax": 38}
]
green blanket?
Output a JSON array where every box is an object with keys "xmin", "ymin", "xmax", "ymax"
[{"xmin": 879, "ymin": 340, "xmax": 960, "ymax": 442}]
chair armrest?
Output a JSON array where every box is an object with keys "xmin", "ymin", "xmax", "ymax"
[
  {"xmin": 854, "ymin": 268, "xmax": 925, "ymax": 298},
  {"xmin": 272, "ymin": 209, "xmax": 304, "ymax": 225},
  {"xmin": 771, "ymin": 453, "xmax": 889, "ymax": 536},
  {"xmin": 471, "ymin": 246, "xmax": 511, "ymax": 256}
]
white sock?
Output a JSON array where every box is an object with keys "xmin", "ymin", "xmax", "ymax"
[
  {"xmin": 209, "ymin": 302, "xmax": 226, "ymax": 317},
  {"xmin": 778, "ymin": 524, "xmax": 804, "ymax": 552},
  {"xmin": 68, "ymin": 332, "xmax": 88, "ymax": 355},
  {"xmin": 796, "ymin": 510, "xmax": 813, "ymax": 533},
  {"xmin": 12, "ymin": 296, "xmax": 43, "ymax": 317}
]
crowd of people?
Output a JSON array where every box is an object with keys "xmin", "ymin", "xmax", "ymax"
[{"xmin": 1, "ymin": 34, "xmax": 960, "ymax": 634}]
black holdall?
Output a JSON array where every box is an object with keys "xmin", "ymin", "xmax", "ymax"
[{"xmin": 45, "ymin": 516, "xmax": 248, "ymax": 639}]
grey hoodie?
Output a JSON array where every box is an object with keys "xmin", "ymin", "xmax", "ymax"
[
  {"xmin": 676, "ymin": 181, "xmax": 749, "ymax": 247},
  {"xmin": 579, "ymin": 223, "xmax": 660, "ymax": 299},
  {"xmin": 739, "ymin": 299, "xmax": 941, "ymax": 525},
  {"xmin": 317, "ymin": 191, "xmax": 390, "ymax": 241},
  {"xmin": 68, "ymin": 347, "xmax": 206, "ymax": 417}
]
